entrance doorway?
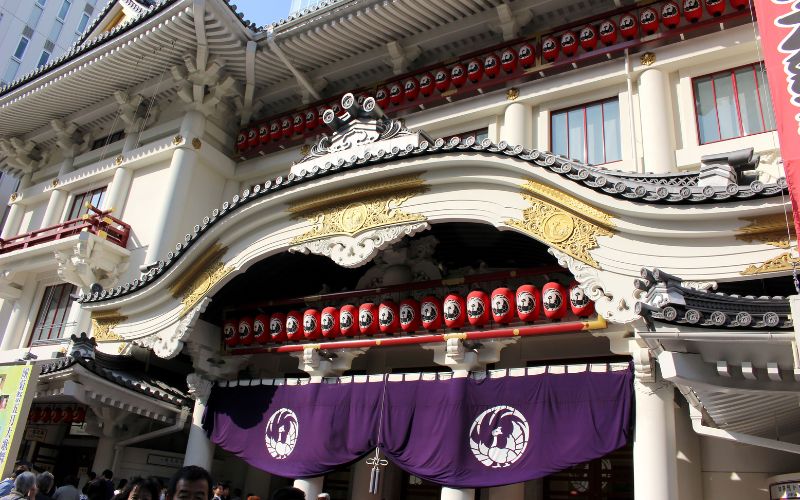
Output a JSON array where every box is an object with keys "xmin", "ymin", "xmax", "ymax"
[{"xmin": 543, "ymin": 444, "xmax": 633, "ymax": 499}]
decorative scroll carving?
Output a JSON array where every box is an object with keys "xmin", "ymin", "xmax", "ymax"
[
  {"xmin": 169, "ymin": 243, "xmax": 231, "ymax": 317},
  {"xmin": 91, "ymin": 311, "xmax": 126, "ymax": 341},
  {"xmin": 138, "ymin": 298, "xmax": 211, "ymax": 359},
  {"xmin": 741, "ymin": 252, "xmax": 800, "ymax": 275},
  {"xmin": 736, "ymin": 213, "xmax": 794, "ymax": 248},
  {"xmin": 186, "ymin": 373, "xmax": 213, "ymax": 403},
  {"xmin": 55, "ymin": 233, "xmax": 129, "ymax": 291}
]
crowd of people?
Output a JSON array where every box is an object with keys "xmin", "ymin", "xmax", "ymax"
[{"xmin": 0, "ymin": 464, "xmax": 327, "ymax": 500}]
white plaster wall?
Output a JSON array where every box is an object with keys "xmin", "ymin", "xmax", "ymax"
[
  {"xmin": 675, "ymin": 404, "xmax": 703, "ymax": 500},
  {"xmin": 19, "ymin": 199, "xmax": 46, "ymax": 233},
  {"xmin": 174, "ymin": 163, "xmax": 226, "ymax": 250}
]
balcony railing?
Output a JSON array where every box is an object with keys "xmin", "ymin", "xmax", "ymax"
[{"xmin": 0, "ymin": 205, "xmax": 131, "ymax": 255}]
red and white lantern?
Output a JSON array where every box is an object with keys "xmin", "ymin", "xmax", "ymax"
[
  {"xmin": 258, "ymin": 124, "xmax": 269, "ymax": 144},
  {"xmin": 340, "ymin": 304, "xmax": 359, "ymax": 337},
  {"xmin": 269, "ymin": 120, "xmax": 282, "ymax": 141},
  {"xmin": 542, "ymin": 36, "xmax": 559, "ymax": 62},
  {"xmin": 443, "ymin": 293, "xmax": 466, "ymax": 329},
  {"xmin": 62, "ymin": 407, "xmax": 74, "ymax": 423},
  {"xmin": 269, "ymin": 313, "xmax": 287, "ymax": 342},
  {"xmin": 419, "ymin": 73, "xmax": 435, "ymax": 97},
  {"xmin": 399, "ymin": 298, "xmax": 421, "ymax": 333},
  {"xmin": 303, "ymin": 309, "xmax": 321, "ymax": 340},
  {"xmin": 484, "ymin": 53, "xmax": 501, "ymax": 78},
  {"xmin": 466, "ymin": 290, "xmax": 490, "ymax": 327},
  {"xmin": 238, "ymin": 317, "xmax": 254, "ymax": 345},
  {"xmin": 579, "ymin": 25, "xmax": 599, "ymax": 51},
  {"xmin": 705, "ymin": 0, "xmax": 725, "ymax": 16},
  {"xmin": 285, "ymin": 310, "xmax": 302, "ymax": 341},
  {"xmin": 379, "ymin": 300, "xmax": 400, "ymax": 334},
  {"xmin": 516, "ymin": 285, "xmax": 541, "ymax": 323},
  {"xmin": 280, "ymin": 116, "xmax": 293, "ymax": 138},
  {"xmin": 305, "ymin": 108, "xmax": 318, "ymax": 130},
  {"xmin": 404, "ymin": 77, "xmax": 419, "ymax": 101},
  {"xmin": 491, "ymin": 288, "xmax": 516, "ymax": 324},
  {"xmin": 41, "ymin": 407, "xmax": 52, "ymax": 423},
  {"xmin": 569, "ymin": 282, "xmax": 595, "ymax": 317},
  {"xmin": 619, "ymin": 14, "xmax": 638, "ymax": 39},
  {"xmin": 236, "ymin": 131, "xmax": 247, "ymax": 152},
  {"xmin": 52, "ymin": 408, "xmax": 64, "ymax": 423},
  {"xmin": 683, "ymin": 0, "xmax": 702, "ymax": 22},
  {"xmin": 560, "ymin": 31, "xmax": 578, "ymax": 56},
  {"xmin": 254, "ymin": 314, "xmax": 270, "ymax": 344},
  {"xmin": 729, "ymin": 0, "xmax": 747, "ymax": 10},
  {"xmin": 467, "ymin": 59, "xmax": 483, "ymax": 83},
  {"xmin": 500, "ymin": 48, "xmax": 517, "ymax": 73},
  {"xmin": 389, "ymin": 82, "xmax": 404, "ymax": 105},
  {"xmin": 639, "ymin": 8, "xmax": 659, "ymax": 35},
  {"xmin": 375, "ymin": 87, "xmax": 390, "ymax": 108},
  {"xmin": 73, "ymin": 407, "xmax": 86, "ymax": 424},
  {"xmin": 451, "ymin": 64, "xmax": 467, "ymax": 87},
  {"xmin": 293, "ymin": 113, "xmax": 305, "ymax": 135},
  {"xmin": 247, "ymin": 128, "xmax": 258, "ymax": 148},
  {"xmin": 321, "ymin": 307, "xmax": 339, "ymax": 338},
  {"xmin": 518, "ymin": 43, "xmax": 535, "ymax": 68},
  {"xmin": 598, "ymin": 20, "xmax": 618, "ymax": 45},
  {"xmin": 359, "ymin": 302, "xmax": 379, "ymax": 335},
  {"xmin": 542, "ymin": 282, "xmax": 568, "ymax": 320},
  {"xmin": 434, "ymin": 68, "xmax": 451, "ymax": 92},
  {"xmin": 223, "ymin": 319, "xmax": 238, "ymax": 347},
  {"xmin": 661, "ymin": 2, "xmax": 680, "ymax": 28},
  {"xmin": 421, "ymin": 296, "xmax": 443, "ymax": 331},
  {"xmin": 29, "ymin": 407, "xmax": 42, "ymax": 423}
]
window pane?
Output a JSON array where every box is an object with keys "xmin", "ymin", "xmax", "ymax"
[
  {"xmin": 756, "ymin": 66, "xmax": 777, "ymax": 131},
  {"xmin": 568, "ymin": 108, "xmax": 585, "ymax": 162},
  {"xmin": 37, "ymin": 51, "xmax": 50, "ymax": 67},
  {"xmin": 3, "ymin": 60, "xmax": 20, "ymax": 84},
  {"xmin": 28, "ymin": 5, "xmax": 43, "ymax": 29},
  {"xmin": 89, "ymin": 189, "xmax": 104, "ymax": 209},
  {"xmin": 58, "ymin": 0, "xmax": 71, "ymax": 20},
  {"xmin": 586, "ymin": 103, "xmax": 604, "ymax": 164},
  {"xmin": 13, "ymin": 37, "xmax": 29, "ymax": 59},
  {"xmin": 474, "ymin": 129, "xmax": 488, "ymax": 143},
  {"xmin": 551, "ymin": 112, "xmax": 568, "ymax": 157},
  {"xmin": 603, "ymin": 99, "xmax": 622, "ymax": 162},
  {"xmin": 713, "ymin": 73, "xmax": 739, "ymax": 140},
  {"xmin": 32, "ymin": 283, "xmax": 76, "ymax": 343},
  {"xmin": 77, "ymin": 13, "xmax": 89, "ymax": 33},
  {"xmin": 735, "ymin": 68, "xmax": 763, "ymax": 135},
  {"xmin": 37, "ymin": 0, "xmax": 47, "ymax": 6},
  {"xmin": 49, "ymin": 19, "xmax": 63, "ymax": 42},
  {"xmin": 694, "ymin": 77, "xmax": 719, "ymax": 144}
]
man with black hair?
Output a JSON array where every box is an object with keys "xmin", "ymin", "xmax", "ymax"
[
  {"xmin": 52, "ymin": 476, "xmax": 79, "ymax": 500},
  {"xmin": 166, "ymin": 466, "xmax": 212, "ymax": 500},
  {"xmin": 268, "ymin": 488, "xmax": 304, "ymax": 500},
  {"xmin": 85, "ymin": 470, "xmax": 112, "ymax": 500}
]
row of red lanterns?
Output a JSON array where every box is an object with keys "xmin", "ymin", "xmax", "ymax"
[
  {"xmin": 28, "ymin": 405, "xmax": 86, "ymax": 424},
  {"xmin": 223, "ymin": 282, "xmax": 595, "ymax": 347}
]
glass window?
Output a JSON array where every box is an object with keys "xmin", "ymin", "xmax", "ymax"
[
  {"xmin": 36, "ymin": 0, "xmax": 47, "ymax": 6},
  {"xmin": 551, "ymin": 98, "xmax": 622, "ymax": 165},
  {"xmin": 67, "ymin": 187, "xmax": 106, "ymax": 220},
  {"xmin": 77, "ymin": 12, "xmax": 90, "ymax": 33},
  {"xmin": 451, "ymin": 128, "xmax": 489, "ymax": 143},
  {"xmin": 3, "ymin": 60, "xmax": 20, "ymax": 84},
  {"xmin": 28, "ymin": 5, "xmax": 43, "ymax": 29},
  {"xmin": 31, "ymin": 283, "xmax": 76, "ymax": 344},
  {"xmin": 49, "ymin": 19, "xmax": 64, "ymax": 42},
  {"xmin": 13, "ymin": 37, "xmax": 29, "ymax": 59},
  {"xmin": 693, "ymin": 63, "xmax": 776, "ymax": 144},
  {"xmin": 57, "ymin": 0, "xmax": 71, "ymax": 20},
  {"xmin": 37, "ymin": 51, "xmax": 50, "ymax": 67}
]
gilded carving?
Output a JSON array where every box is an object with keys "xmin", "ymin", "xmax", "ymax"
[
  {"xmin": 191, "ymin": 138, "xmax": 202, "ymax": 149},
  {"xmin": 520, "ymin": 180, "xmax": 613, "ymax": 226},
  {"xmin": 169, "ymin": 243, "xmax": 233, "ymax": 316},
  {"xmin": 91, "ymin": 311, "xmax": 126, "ymax": 341},
  {"xmin": 741, "ymin": 252, "xmax": 800, "ymax": 276},
  {"xmin": 736, "ymin": 213, "xmax": 795, "ymax": 248},
  {"xmin": 640, "ymin": 52, "xmax": 656, "ymax": 66},
  {"xmin": 506, "ymin": 88, "xmax": 520, "ymax": 101}
]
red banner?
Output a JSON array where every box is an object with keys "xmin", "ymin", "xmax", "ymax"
[{"xmin": 754, "ymin": 1, "xmax": 800, "ymax": 249}]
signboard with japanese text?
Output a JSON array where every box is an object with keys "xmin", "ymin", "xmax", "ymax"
[{"xmin": 0, "ymin": 363, "xmax": 38, "ymax": 478}]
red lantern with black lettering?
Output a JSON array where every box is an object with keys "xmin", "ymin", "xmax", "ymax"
[
  {"xmin": 359, "ymin": 302, "xmax": 379, "ymax": 335},
  {"xmin": 443, "ymin": 293, "xmax": 466, "ymax": 329},
  {"xmin": 466, "ymin": 290, "xmax": 490, "ymax": 326},
  {"xmin": 619, "ymin": 14, "xmax": 638, "ymax": 39},
  {"xmin": 388, "ymin": 82, "xmax": 403, "ymax": 105},
  {"xmin": 451, "ymin": 64, "xmax": 467, "ymax": 87},
  {"xmin": 500, "ymin": 48, "xmax": 517, "ymax": 73},
  {"xmin": 683, "ymin": 0, "xmax": 702, "ymax": 21},
  {"xmin": 223, "ymin": 319, "xmax": 238, "ymax": 347},
  {"xmin": 236, "ymin": 131, "xmax": 247, "ymax": 152},
  {"xmin": 281, "ymin": 116, "xmax": 293, "ymax": 138},
  {"xmin": 29, "ymin": 407, "xmax": 42, "ymax": 423},
  {"xmin": 303, "ymin": 309, "xmax": 321, "ymax": 340},
  {"xmin": 269, "ymin": 313, "xmax": 287, "ymax": 342},
  {"xmin": 238, "ymin": 316, "xmax": 254, "ymax": 346},
  {"xmin": 729, "ymin": 0, "xmax": 747, "ymax": 10},
  {"xmin": 467, "ymin": 59, "xmax": 483, "ymax": 83},
  {"xmin": 560, "ymin": 31, "xmax": 578, "ymax": 56},
  {"xmin": 491, "ymin": 288, "xmax": 516, "ymax": 324},
  {"xmin": 305, "ymin": 108, "xmax": 318, "ymax": 130},
  {"xmin": 258, "ymin": 124, "xmax": 269, "ymax": 144},
  {"xmin": 404, "ymin": 77, "xmax": 419, "ymax": 101},
  {"xmin": 41, "ymin": 407, "xmax": 52, "ymax": 424},
  {"xmin": 399, "ymin": 298, "xmax": 420, "ymax": 333},
  {"xmin": 421, "ymin": 296, "xmax": 442, "ymax": 331},
  {"xmin": 640, "ymin": 8, "xmax": 659, "ymax": 34},
  {"xmin": 516, "ymin": 284, "xmax": 541, "ymax": 323},
  {"xmin": 542, "ymin": 282, "xmax": 568, "ymax": 320},
  {"xmin": 73, "ymin": 407, "xmax": 86, "ymax": 424},
  {"xmin": 285, "ymin": 310, "xmax": 302, "ymax": 341},
  {"xmin": 599, "ymin": 20, "xmax": 618, "ymax": 45},
  {"xmin": 254, "ymin": 314, "xmax": 270, "ymax": 344},
  {"xmin": 321, "ymin": 307, "xmax": 339, "ymax": 338},
  {"xmin": 705, "ymin": 0, "xmax": 724, "ymax": 16},
  {"xmin": 379, "ymin": 300, "xmax": 400, "ymax": 334},
  {"xmin": 434, "ymin": 68, "xmax": 451, "ymax": 92},
  {"xmin": 419, "ymin": 73, "xmax": 435, "ymax": 97},
  {"xmin": 569, "ymin": 281, "xmax": 595, "ymax": 317},
  {"xmin": 518, "ymin": 43, "xmax": 535, "ymax": 68},
  {"xmin": 375, "ymin": 87, "xmax": 390, "ymax": 108},
  {"xmin": 269, "ymin": 120, "xmax": 282, "ymax": 141},
  {"xmin": 52, "ymin": 408, "xmax": 64, "ymax": 423},
  {"xmin": 292, "ymin": 113, "xmax": 305, "ymax": 135},
  {"xmin": 542, "ymin": 36, "xmax": 559, "ymax": 62},
  {"xmin": 484, "ymin": 53, "xmax": 501, "ymax": 78},
  {"xmin": 247, "ymin": 128, "xmax": 258, "ymax": 148},
  {"xmin": 340, "ymin": 304, "xmax": 358, "ymax": 337},
  {"xmin": 62, "ymin": 407, "xmax": 74, "ymax": 423},
  {"xmin": 661, "ymin": 2, "xmax": 680, "ymax": 28},
  {"xmin": 579, "ymin": 25, "xmax": 598, "ymax": 51}
]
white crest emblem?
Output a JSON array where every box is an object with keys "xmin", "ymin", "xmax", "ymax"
[
  {"xmin": 469, "ymin": 405, "xmax": 529, "ymax": 468},
  {"xmin": 264, "ymin": 408, "xmax": 299, "ymax": 459}
]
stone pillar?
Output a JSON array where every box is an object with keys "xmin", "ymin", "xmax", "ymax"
[
  {"xmin": 0, "ymin": 274, "xmax": 37, "ymax": 350},
  {"xmin": 184, "ymin": 373, "xmax": 215, "ymax": 469},
  {"xmin": 1, "ymin": 173, "xmax": 32, "ymax": 239},
  {"xmin": 638, "ymin": 67, "xmax": 676, "ymax": 173},
  {"xmin": 441, "ymin": 487, "xmax": 474, "ymax": 500},
  {"xmin": 486, "ymin": 482, "xmax": 525, "ymax": 500},
  {"xmin": 293, "ymin": 476, "xmax": 324, "ymax": 498},
  {"xmin": 501, "ymin": 101, "xmax": 530, "ymax": 148},
  {"xmin": 93, "ymin": 436, "xmax": 116, "ymax": 472},
  {"xmin": 633, "ymin": 378, "xmax": 678, "ymax": 500}
]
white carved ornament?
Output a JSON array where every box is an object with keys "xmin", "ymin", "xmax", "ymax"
[{"xmin": 136, "ymin": 297, "xmax": 211, "ymax": 359}]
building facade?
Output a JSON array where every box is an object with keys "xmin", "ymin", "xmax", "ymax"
[{"xmin": 0, "ymin": 0, "xmax": 798, "ymax": 499}]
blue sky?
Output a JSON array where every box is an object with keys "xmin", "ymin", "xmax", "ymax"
[{"xmin": 232, "ymin": 0, "xmax": 294, "ymax": 26}]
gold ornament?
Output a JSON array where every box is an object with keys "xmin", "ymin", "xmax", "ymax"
[
  {"xmin": 50, "ymin": 179, "xmax": 59, "ymax": 188},
  {"xmin": 192, "ymin": 138, "xmax": 202, "ymax": 149},
  {"xmin": 640, "ymin": 52, "xmax": 656, "ymax": 66},
  {"xmin": 91, "ymin": 311, "xmax": 126, "ymax": 341},
  {"xmin": 114, "ymin": 155, "xmax": 124, "ymax": 166},
  {"xmin": 735, "ymin": 213, "xmax": 794, "ymax": 248},
  {"xmin": 741, "ymin": 252, "xmax": 800, "ymax": 275},
  {"xmin": 169, "ymin": 243, "xmax": 232, "ymax": 316},
  {"xmin": 506, "ymin": 88, "xmax": 520, "ymax": 101},
  {"xmin": 9, "ymin": 192, "xmax": 18, "ymax": 203},
  {"xmin": 172, "ymin": 135, "xmax": 183, "ymax": 145}
]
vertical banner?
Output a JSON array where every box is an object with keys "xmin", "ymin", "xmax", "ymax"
[
  {"xmin": 0, "ymin": 363, "xmax": 37, "ymax": 478},
  {"xmin": 754, "ymin": 1, "xmax": 800, "ymax": 249}
]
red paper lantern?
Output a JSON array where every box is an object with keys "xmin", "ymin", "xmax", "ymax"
[
  {"xmin": 379, "ymin": 300, "xmax": 400, "ymax": 334},
  {"xmin": 340, "ymin": 304, "xmax": 358, "ymax": 337},
  {"xmin": 419, "ymin": 73, "xmax": 435, "ymax": 96},
  {"xmin": 254, "ymin": 314, "xmax": 270, "ymax": 344},
  {"xmin": 285, "ymin": 310, "xmax": 302, "ymax": 341},
  {"xmin": 569, "ymin": 282, "xmax": 595, "ymax": 317},
  {"xmin": 247, "ymin": 128, "xmax": 258, "ymax": 148},
  {"xmin": 466, "ymin": 290, "xmax": 490, "ymax": 327},
  {"xmin": 236, "ymin": 131, "xmax": 247, "ymax": 152},
  {"xmin": 305, "ymin": 108, "xmax": 318, "ymax": 130},
  {"xmin": 359, "ymin": 302, "xmax": 379, "ymax": 335},
  {"xmin": 238, "ymin": 316, "xmax": 254, "ymax": 346},
  {"xmin": 73, "ymin": 407, "xmax": 86, "ymax": 423},
  {"xmin": 29, "ymin": 407, "xmax": 42, "ymax": 423},
  {"xmin": 281, "ymin": 116, "xmax": 293, "ymax": 138},
  {"xmin": 292, "ymin": 113, "xmax": 305, "ymax": 135},
  {"xmin": 389, "ymin": 82, "xmax": 404, "ymax": 105},
  {"xmin": 500, "ymin": 48, "xmax": 517, "ymax": 73},
  {"xmin": 375, "ymin": 87, "xmax": 390, "ymax": 108},
  {"xmin": 730, "ymin": 0, "xmax": 747, "ymax": 10},
  {"xmin": 303, "ymin": 309, "xmax": 321, "ymax": 340},
  {"xmin": 599, "ymin": 20, "xmax": 618, "ymax": 45},
  {"xmin": 451, "ymin": 64, "xmax": 467, "ymax": 87},
  {"xmin": 684, "ymin": 0, "xmax": 702, "ymax": 22},
  {"xmin": 516, "ymin": 284, "xmax": 541, "ymax": 323},
  {"xmin": 356, "ymin": 93, "xmax": 368, "ymax": 107},
  {"xmin": 404, "ymin": 77, "xmax": 419, "ymax": 101},
  {"xmin": 542, "ymin": 282, "xmax": 568, "ymax": 320},
  {"xmin": 639, "ymin": 8, "xmax": 659, "ymax": 35},
  {"xmin": 705, "ymin": 0, "xmax": 725, "ymax": 16},
  {"xmin": 491, "ymin": 288, "xmax": 516, "ymax": 324},
  {"xmin": 579, "ymin": 25, "xmax": 599, "ymax": 51},
  {"xmin": 223, "ymin": 319, "xmax": 238, "ymax": 347},
  {"xmin": 321, "ymin": 307, "xmax": 340, "ymax": 338},
  {"xmin": 662, "ymin": 2, "xmax": 680, "ymax": 28},
  {"xmin": 467, "ymin": 59, "xmax": 483, "ymax": 83},
  {"xmin": 41, "ymin": 407, "xmax": 52, "ymax": 424},
  {"xmin": 560, "ymin": 31, "xmax": 578, "ymax": 56},
  {"xmin": 269, "ymin": 313, "xmax": 287, "ymax": 342},
  {"xmin": 269, "ymin": 120, "xmax": 282, "ymax": 141},
  {"xmin": 258, "ymin": 124, "xmax": 269, "ymax": 144},
  {"xmin": 443, "ymin": 293, "xmax": 466, "ymax": 329},
  {"xmin": 484, "ymin": 53, "xmax": 501, "ymax": 78},
  {"xmin": 518, "ymin": 43, "xmax": 535, "ymax": 68},
  {"xmin": 542, "ymin": 36, "xmax": 559, "ymax": 62},
  {"xmin": 619, "ymin": 14, "xmax": 638, "ymax": 39},
  {"xmin": 51, "ymin": 408, "xmax": 64, "ymax": 423},
  {"xmin": 399, "ymin": 298, "xmax": 421, "ymax": 333},
  {"xmin": 421, "ymin": 296, "xmax": 443, "ymax": 331},
  {"xmin": 434, "ymin": 68, "xmax": 451, "ymax": 92},
  {"xmin": 329, "ymin": 102, "xmax": 342, "ymax": 116},
  {"xmin": 62, "ymin": 407, "xmax": 74, "ymax": 423}
]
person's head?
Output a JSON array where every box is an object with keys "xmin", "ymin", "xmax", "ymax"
[
  {"xmin": 36, "ymin": 472, "xmax": 54, "ymax": 495},
  {"xmin": 269, "ymin": 488, "xmax": 305, "ymax": 500},
  {"xmin": 120, "ymin": 477, "xmax": 160, "ymax": 500},
  {"xmin": 221, "ymin": 485, "xmax": 230, "ymax": 498},
  {"xmin": 88, "ymin": 472, "xmax": 97, "ymax": 481},
  {"xmin": 166, "ymin": 466, "xmax": 212, "ymax": 500},
  {"xmin": 212, "ymin": 483, "xmax": 224, "ymax": 498},
  {"xmin": 14, "ymin": 472, "xmax": 37, "ymax": 498},
  {"xmin": 102, "ymin": 470, "xmax": 113, "ymax": 481}
]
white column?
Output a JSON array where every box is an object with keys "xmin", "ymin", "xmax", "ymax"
[
  {"xmin": 42, "ymin": 158, "xmax": 75, "ymax": 227},
  {"xmin": 63, "ymin": 301, "xmax": 87, "ymax": 339},
  {"xmin": 184, "ymin": 373, "xmax": 215, "ymax": 469},
  {"xmin": 638, "ymin": 68, "xmax": 676, "ymax": 173},
  {"xmin": 1, "ymin": 173, "xmax": 32, "ymax": 239},
  {"xmin": 0, "ymin": 274, "xmax": 37, "ymax": 351},
  {"xmin": 501, "ymin": 101, "xmax": 531, "ymax": 148},
  {"xmin": 486, "ymin": 482, "xmax": 524, "ymax": 500},
  {"xmin": 293, "ymin": 476, "xmax": 324, "ymax": 498},
  {"xmin": 634, "ymin": 378, "xmax": 678, "ymax": 500},
  {"xmin": 93, "ymin": 436, "xmax": 116, "ymax": 472},
  {"xmin": 441, "ymin": 487, "xmax": 474, "ymax": 500},
  {"xmin": 103, "ymin": 167, "xmax": 133, "ymax": 217}
]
